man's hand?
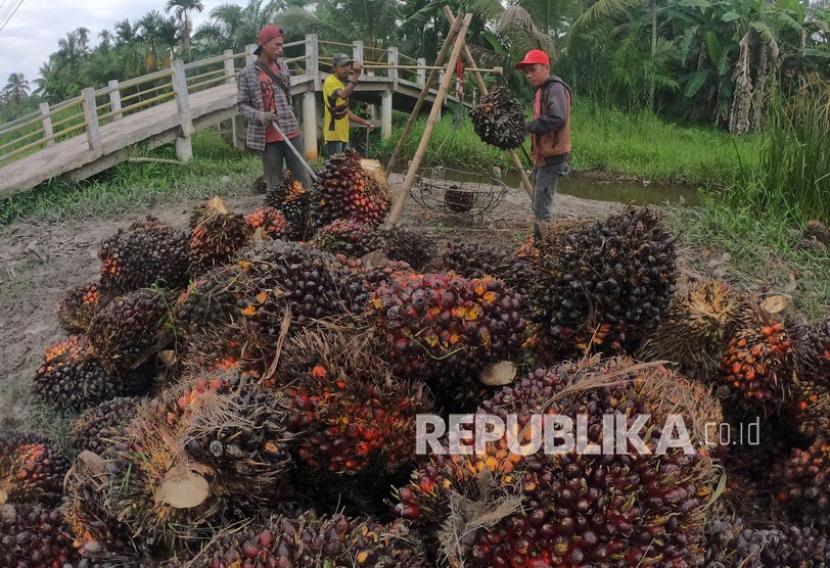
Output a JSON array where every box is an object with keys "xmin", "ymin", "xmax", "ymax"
[
  {"xmin": 364, "ymin": 119, "xmax": 374, "ymax": 129},
  {"xmin": 256, "ymin": 111, "xmax": 278, "ymax": 126},
  {"xmin": 352, "ymin": 62, "xmax": 363, "ymax": 78}
]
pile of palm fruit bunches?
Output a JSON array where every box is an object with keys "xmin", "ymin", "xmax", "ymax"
[{"xmin": 4, "ymin": 150, "xmax": 830, "ymax": 567}]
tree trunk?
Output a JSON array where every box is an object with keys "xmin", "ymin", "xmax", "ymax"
[
  {"xmin": 649, "ymin": 0, "xmax": 658, "ymax": 111},
  {"xmin": 729, "ymin": 31, "xmax": 753, "ymax": 134},
  {"xmin": 752, "ymin": 45, "xmax": 770, "ymax": 131}
]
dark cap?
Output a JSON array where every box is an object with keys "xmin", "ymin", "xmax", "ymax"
[{"xmin": 332, "ymin": 53, "xmax": 354, "ymax": 67}]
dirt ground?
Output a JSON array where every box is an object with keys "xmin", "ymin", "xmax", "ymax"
[{"xmin": 0, "ymin": 174, "xmax": 629, "ymax": 436}]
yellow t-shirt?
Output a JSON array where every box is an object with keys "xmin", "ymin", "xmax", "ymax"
[{"xmin": 323, "ymin": 74, "xmax": 350, "ymax": 143}]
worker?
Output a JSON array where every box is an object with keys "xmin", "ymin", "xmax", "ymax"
[
  {"xmin": 236, "ymin": 24, "xmax": 312, "ymax": 191},
  {"xmin": 515, "ymin": 49, "xmax": 572, "ymax": 240},
  {"xmin": 322, "ymin": 53, "xmax": 374, "ymax": 156}
]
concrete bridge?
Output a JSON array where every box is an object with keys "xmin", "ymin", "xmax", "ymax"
[{"xmin": 0, "ymin": 36, "xmax": 476, "ymax": 199}]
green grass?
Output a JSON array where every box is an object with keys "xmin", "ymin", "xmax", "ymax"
[
  {"xmin": 375, "ymin": 101, "xmax": 760, "ymax": 187},
  {"xmin": 0, "ymin": 130, "xmax": 262, "ymax": 226},
  {"xmin": 666, "ymin": 192, "xmax": 830, "ymax": 320}
]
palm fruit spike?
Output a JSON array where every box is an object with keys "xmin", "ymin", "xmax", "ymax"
[
  {"xmin": 266, "ymin": 171, "xmax": 310, "ymax": 240},
  {"xmin": 396, "ymin": 356, "xmax": 721, "ymax": 567},
  {"xmin": 58, "ymin": 281, "xmax": 110, "ymax": 334},
  {"xmin": 173, "ymin": 265, "xmax": 243, "ymax": 336},
  {"xmin": 444, "ymin": 186, "xmax": 475, "ymax": 213},
  {"xmin": 0, "ymin": 431, "xmax": 69, "ymax": 505},
  {"xmin": 277, "ymin": 327, "xmax": 432, "ymax": 476},
  {"xmin": 793, "ymin": 320, "xmax": 830, "ymax": 383},
  {"xmin": 71, "ymin": 397, "xmax": 140, "ymax": 455},
  {"xmin": 791, "ymin": 380, "xmax": 830, "ymax": 438},
  {"xmin": 380, "ymin": 226, "xmax": 436, "ymax": 271},
  {"xmin": 237, "ymin": 240, "xmax": 346, "ymax": 330},
  {"xmin": 189, "ymin": 197, "xmax": 252, "ymax": 275},
  {"xmin": 719, "ymin": 295, "xmax": 796, "ymax": 407},
  {"xmin": 705, "ymin": 516, "xmax": 830, "ymax": 567},
  {"xmin": 98, "ymin": 215, "xmax": 190, "ymax": 293},
  {"xmin": 88, "ymin": 287, "xmax": 172, "ymax": 375},
  {"xmin": 639, "ymin": 279, "xmax": 741, "ymax": 382},
  {"xmin": 469, "ymin": 86, "xmax": 527, "ymax": 150},
  {"xmin": 244, "ymin": 206, "xmax": 291, "ymax": 240},
  {"xmin": 335, "ymin": 255, "xmax": 413, "ymax": 316},
  {"xmin": 34, "ymin": 335, "xmax": 148, "ymax": 411},
  {"xmin": 313, "ymin": 218, "xmax": 386, "ymax": 258},
  {"xmin": 527, "ymin": 207, "xmax": 677, "ymax": 360},
  {"xmin": 369, "ymin": 272, "xmax": 526, "ymax": 382},
  {"xmin": 774, "ymin": 437, "xmax": 830, "ymax": 526},
  {"xmin": 182, "ymin": 513, "xmax": 427, "ymax": 568},
  {"xmin": 252, "ymin": 174, "xmax": 267, "ymax": 194},
  {"xmin": 0, "ymin": 504, "xmax": 81, "ymax": 567},
  {"xmin": 312, "ymin": 149, "xmax": 388, "ymax": 229},
  {"xmin": 804, "ymin": 219, "xmax": 830, "ymax": 244},
  {"xmin": 441, "ymin": 240, "xmax": 507, "ymax": 279},
  {"xmin": 360, "ymin": 157, "xmax": 392, "ymax": 225}
]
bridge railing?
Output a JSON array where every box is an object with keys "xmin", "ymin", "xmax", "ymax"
[{"xmin": 0, "ymin": 35, "xmax": 478, "ymax": 170}]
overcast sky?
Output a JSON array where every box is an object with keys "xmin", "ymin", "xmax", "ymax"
[{"xmin": 0, "ymin": 0, "xmax": 242, "ymax": 85}]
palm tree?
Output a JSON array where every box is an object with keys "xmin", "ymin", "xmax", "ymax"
[
  {"xmin": 76, "ymin": 27, "xmax": 92, "ymax": 57},
  {"xmin": 115, "ymin": 19, "xmax": 138, "ymax": 45},
  {"xmin": 165, "ymin": 0, "xmax": 205, "ymax": 60},
  {"xmin": 98, "ymin": 29, "xmax": 114, "ymax": 50},
  {"xmin": 57, "ymin": 31, "xmax": 82, "ymax": 64},
  {"xmin": 3, "ymin": 73, "xmax": 30, "ymax": 104},
  {"xmin": 277, "ymin": 0, "xmax": 401, "ymax": 48},
  {"xmin": 195, "ymin": 0, "xmax": 285, "ymax": 52}
]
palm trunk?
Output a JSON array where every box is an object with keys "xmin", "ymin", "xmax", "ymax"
[
  {"xmin": 752, "ymin": 45, "xmax": 770, "ymax": 131},
  {"xmin": 649, "ymin": 0, "xmax": 657, "ymax": 111},
  {"xmin": 729, "ymin": 31, "xmax": 753, "ymax": 134}
]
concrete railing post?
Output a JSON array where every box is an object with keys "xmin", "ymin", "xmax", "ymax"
[
  {"xmin": 352, "ymin": 40, "xmax": 364, "ymax": 67},
  {"xmin": 305, "ymin": 34, "xmax": 320, "ymax": 90},
  {"xmin": 387, "ymin": 47, "xmax": 399, "ymax": 90},
  {"xmin": 39, "ymin": 102, "xmax": 54, "ymax": 146},
  {"xmin": 172, "ymin": 59, "xmax": 194, "ymax": 162},
  {"xmin": 108, "ymin": 80, "xmax": 122, "ymax": 121},
  {"xmin": 416, "ymin": 58, "xmax": 426, "ymax": 88},
  {"xmin": 81, "ymin": 88, "xmax": 103, "ymax": 157},
  {"xmin": 245, "ymin": 44, "xmax": 257, "ymax": 66},
  {"xmin": 381, "ymin": 90, "xmax": 393, "ymax": 141},
  {"xmin": 223, "ymin": 49, "xmax": 235, "ymax": 83},
  {"xmin": 302, "ymin": 91, "xmax": 319, "ymax": 160}
]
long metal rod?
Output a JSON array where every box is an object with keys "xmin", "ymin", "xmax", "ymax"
[{"xmin": 270, "ymin": 120, "xmax": 318, "ymax": 182}]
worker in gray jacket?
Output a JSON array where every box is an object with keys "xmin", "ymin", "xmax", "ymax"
[
  {"xmin": 237, "ymin": 25, "xmax": 312, "ymax": 191},
  {"xmin": 516, "ymin": 49, "xmax": 572, "ymax": 240}
]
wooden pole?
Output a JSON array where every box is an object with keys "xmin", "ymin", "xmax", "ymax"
[
  {"xmin": 384, "ymin": 12, "xmax": 464, "ymax": 177},
  {"xmin": 443, "ymin": 6, "xmax": 534, "ymax": 198},
  {"xmin": 384, "ymin": 13, "xmax": 474, "ymax": 227}
]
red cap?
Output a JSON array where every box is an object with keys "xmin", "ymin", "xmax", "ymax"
[
  {"xmin": 254, "ymin": 25, "xmax": 285, "ymax": 54},
  {"xmin": 515, "ymin": 49, "xmax": 550, "ymax": 69}
]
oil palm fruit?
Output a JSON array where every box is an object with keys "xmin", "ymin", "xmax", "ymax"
[
  {"xmin": 312, "ymin": 149, "xmax": 390, "ymax": 229},
  {"xmin": 266, "ymin": 171, "xmax": 310, "ymax": 240},
  {"xmin": 88, "ymin": 288, "xmax": 171, "ymax": 375},
  {"xmin": 773, "ymin": 436, "xmax": 830, "ymax": 526},
  {"xmin": 0, "ymin": 503, "xmax": 80, "ymax": 567},
  {"xmin": 71, "ymin": 397, "xmax": 140, "ymax": 455},
  {"xmin": 98, "ymin": 216, "xmax": 190, "ymax": 293},
  {"xmin": 444, "ymin": 187, "xmax": 475, "ymax": 213},
  {"xmin": 380, "ymin": 226, "xmax": 436, "ymax": 271},
  {"xmin": 34, "ymin": 335, "xmax": 148, "ymax": 411},
  {"xmin": 528, "ymin": 208, "xmax": 677, "ymax": 359},
  {"xmin": 58, "ymin": 281, "xmax": 111, "ymax": 334},
  {"xmin": 189, "ymin": 198, "xmax": 252, "ymax": 275},
  {"xmin": 244, "ymin": 206, "xmax": 291, "ymax": 240},
  {"xmin": 173, "ymin": 265, "xmax": 243, "ymax": 336},
  {"xmin": 469, "ymin": 87, "xmax": 527, "ymax": 150},
  {"xmin": 0, "ymin": 431, "xmax": 69, "ymax": 505},
  {"xmin": 313, "ymin": 218, "xmax": 386, "ymax": 258},
  {"xmin": 639, "ymin": 280, "xmax": 741, "ymax": 382},
  {"xmin": 396, "ymin": 356, "xmax": 720, "ymax": 567}
]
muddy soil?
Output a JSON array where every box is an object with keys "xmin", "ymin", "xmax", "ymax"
[{"xmin": 0, "ymin": 175, "xmax": 626, "ymax": 434}]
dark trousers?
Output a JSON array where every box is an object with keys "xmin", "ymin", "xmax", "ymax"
[
  {"xmin": 262, "ymin": 135, "xmax": 313, "ymax": 191},
  {"xmin": 531, "ymin": 154, "xmax": 570, "ymax": 240},
  {"xmin": 326, "ymin": 141, "xmax": 349, "ymax": 156}
]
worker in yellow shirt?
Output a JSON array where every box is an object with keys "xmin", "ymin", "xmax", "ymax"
[{"xmin": 323, "ymin": 53, "xmax": 374, "ymax": 156}]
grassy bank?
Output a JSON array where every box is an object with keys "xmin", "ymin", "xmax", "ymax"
[{"xmin": 375, "ymin": 102, "xmax": 760, "ymax": 187}]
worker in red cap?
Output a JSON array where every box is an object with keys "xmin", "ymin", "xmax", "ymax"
[
  {"xmin": 515, "ymin": 49, "xmax": 572, "ymax": 240},
  {"xmin": 236, "ymin": 24, "xmax": 312, "ymax": 191}
]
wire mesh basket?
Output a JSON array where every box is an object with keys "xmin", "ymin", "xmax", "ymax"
[{"xmin": 410, "ymin": 166, "xmax": 508, "ymax": 217}]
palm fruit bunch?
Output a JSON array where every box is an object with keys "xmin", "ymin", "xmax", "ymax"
[
  {"xmin": 527, "ymin": 208, "xmax": 677, "ymax": 360},
  {"xmin": 396, "ymin": 357, "xmax": 721, "ymax": 567},
  {"xmin": 639, "ymin": 279, "xmax": 741, "ymax": 382},
  {"xmin": 172, "ymin": 265, "xmax": 242, "ymax": 336},
  {"xmin": 786, "ymin": 320, "xmax": 830, "ymax": 437},
  {"xmin": 0, "ymin": 504, "xmax": 80, "ymax": 567},
  {"xmin": 244, "ymin": 206, "xmax": 290, "ymax": 240},
  {"xmin": 495, "ymin": 237, "xmax": 541, "ymax": 298},
  {"xmin": 704, "ymin": 516, "xmax": 830, "ymax": 567},
  {"xmin": 441, "ymin": 240, "xmax": 507, "ymax": 279},
  {"xmin": 265, "ymin": 171, "xmax": 310, "ymax": 240},
  {"xmin": 313, "ymin": 218, "xmax": 386, "ymax": 258},
  {"xmin": 236, "ymin": 240, "xmax": 346, "ymax": 331},
  {"xmin": 71, "ymin": 397, "xmax": 140, "ymax": 455},
  {"xmin": 804, "ymin": 219, "xmax": 830, "ymax": 245},
  {"xmin": 773, "ymin": 436, "xmax": 830, "ymax": 526},
  {"xmin": 334, "ymin": 255, "xmax": 414, "ymax": 316},
  {"xmin": 312, "ymin": 149, "xmax": 389, "ymax": 229},
  {"xmin": 444, "ymin": 186, "xmax": 475, "ymax": 213},
  {"xmin": 252, "ymin": 174, "xmax": 267, "ymax": 194},
  {"xmin": 88, "ymin": 288, "xmax": 171, "ymax": 374},
  {"xmin": 34, "ymin": 335, "xmax": 145, "ymax": 411},
  {"xmin": 189, "ymin": 198, "xmax": 252, "ymax": 275},
  {"xmin": 0, "ymin": 431, "xmax": 69, "ymax": 505},
  {"xmin": 469, "ymin": 86, "xmax": 527, "ymax": 150},
  {"xmin": 369, "ymin": 272, "xmax": 525, "ymax": 383},
  {"xmin": 718, "ymin": 295, "xmax": 796, "ymax": 407},
  {"xmin": 793, "ymin": 320, "xmax": 830, "ymax": 383},
  {"xmin": 277, "ymin": 327, "xmax": 432, "ymax": 476},
  {"xmin": 58, "ymin": 281, "xmax": 111, "ymax": 334},
  {"xmin": 98, "ymin": 216, "xmax": 190, "ymax": 292},
  {"xmin": 380, "ymin": 226, "xmax": 436, "ymax": 271},
  {"xmin": 182, "ymin": 513, "xmax": 427, "ymax": 568}
]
